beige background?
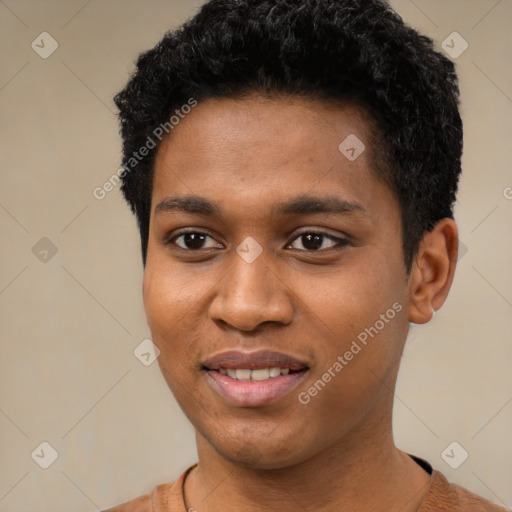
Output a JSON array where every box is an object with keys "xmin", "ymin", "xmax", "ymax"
[{"xmin": 0, "ymin": 0, "xmax": 511, "ymax": 510}]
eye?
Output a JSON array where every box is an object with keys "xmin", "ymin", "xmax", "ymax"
[
  {"xmin": 171, "ymin": 231, "xmax": 222, "ymax": 250},
  {"xmin": 288, "ymin": 231, "xmax": 348, "ymax": 251}
]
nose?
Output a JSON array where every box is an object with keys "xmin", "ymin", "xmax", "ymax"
[{"xmin": 208, "ymin": 252, "xmax": 294, "ymax": 332}]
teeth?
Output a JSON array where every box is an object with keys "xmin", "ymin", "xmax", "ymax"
[
  {"xmin": 251, "ymin": 368, "xmax": 270, "ymax": 381},
  {"xmin": 235, "ymin": 369, "xmax": 252, "ymax": 380},
  {"xmin": 218, "ymin": 367, "xmax": 293, "ymax": 381},
  {"xmin": 269, "ymin": 367, "xmax": 281, "ymax": 378}
]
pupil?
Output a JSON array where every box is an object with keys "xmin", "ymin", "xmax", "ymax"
[
  {"xmin": 302, "ymin": 233, "xmax": 323, "ymax": 250},
  {"xmin": 185, "ymin": 233, "xmax": 206, "ymax": 249}
]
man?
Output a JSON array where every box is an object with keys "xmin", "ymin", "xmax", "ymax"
[{"xmin": 106, "ymin": 0, "xmax": 506, "ymax": 510}]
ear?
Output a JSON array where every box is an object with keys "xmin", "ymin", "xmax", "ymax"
[{"xmin": 407, "ymin": 218, "xmax": 459, "ymax": 324}]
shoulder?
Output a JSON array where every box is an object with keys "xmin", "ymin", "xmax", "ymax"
[
  {"xmin": 102, "ymin": 464, "xmax": 197, "ymax": 512},
  {"xmin": 420, "ymin": 470, "xmax": 508, "ymax": 511},
  {"xmin": 103, "ymin": 492, "xmax": 152, "ymax": 512}
]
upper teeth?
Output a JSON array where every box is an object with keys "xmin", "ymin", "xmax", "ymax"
[{"xmin": 219, "ymin": 367, "xmax": 290, "ymax": 381}]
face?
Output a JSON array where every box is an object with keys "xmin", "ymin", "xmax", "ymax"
[{"xmin": 143, "ymin": 95, "xmax": 412, "ymax": 469}]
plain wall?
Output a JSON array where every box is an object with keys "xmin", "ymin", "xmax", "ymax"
[{"xmin": 0, "ymin": 1, "xmax": 511, "ymax": 510}]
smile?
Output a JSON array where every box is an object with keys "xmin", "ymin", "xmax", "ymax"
[
  {"xmin": 202, "ymin": 349, "xmax": 310, "ymax": 407},
  {"xmin": 217, "ymin": 367, "xmax": 292, "ymax": 381}
]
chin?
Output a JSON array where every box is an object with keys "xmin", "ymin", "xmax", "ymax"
[{"xmin": 209, "ymin": 430, "xmax": 312, "ymax": 470}]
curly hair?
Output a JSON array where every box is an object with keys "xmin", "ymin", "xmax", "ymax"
[{"xmin": 114, "ymin": 0, "xmax": 463, "ymax": 270}]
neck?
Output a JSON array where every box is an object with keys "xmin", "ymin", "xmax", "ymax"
[{"xmin": 184, "ymin": 406, "xmax": 431, "ymax": 512}]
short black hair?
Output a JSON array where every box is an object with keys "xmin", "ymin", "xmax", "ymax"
[{"xmin": 114, "ymin": 0, "xmax": 463, "ymax": 270}]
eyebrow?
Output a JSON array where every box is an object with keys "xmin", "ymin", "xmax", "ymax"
[
  {"xmin": 155, "ymin": 196, "xmax": 221, "ymax": 216},
  {"xmin": 154, "ymin": 194, "xmax": 367, "ymax": 217},
  {"xmin": 274, "ymin": 196, "xmax": 366, "ymax": 217}
]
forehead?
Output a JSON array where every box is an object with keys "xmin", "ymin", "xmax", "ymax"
[{"xmin": 151, "ymin": 94, "xmax": 394, "ymax": 220}]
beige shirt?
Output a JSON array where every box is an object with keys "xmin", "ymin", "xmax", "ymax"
[{"xmin": 104, "ymin": 461, "xmax": 507, "ymax": 512}]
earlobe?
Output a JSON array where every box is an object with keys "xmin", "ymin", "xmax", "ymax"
[{"xmin": 407, "ymin": 218, "xmax": 459, "ymax": 324}]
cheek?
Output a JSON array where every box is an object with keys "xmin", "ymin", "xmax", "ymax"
[
  {"xmin": 143, "ymin": 257, "xmax": 201, "ymax": 331},
  {"xmin": 143, "ymin": 263, "xmax": 192, "ymax": 363},
  {"xmin": 143, "ymin": 267, "xmax": 169, "ymax": 335},
  {"xmin": 295, "ymin": 306, "xmax": 406, "ymax": 438},
  {"xmin": 296, "ymin": 259, "xmax": 399, "ymax": 335},
  {"xmin": 143, "ymin": 266, "xmax": 202, "ymax": 405},
  {"xmin": 142, "ymin": 258, "xmax": 220, "ymax": 374},
  {"xmin": 294, "ymin": 260, "xmax": 407, "ymax": 386}
]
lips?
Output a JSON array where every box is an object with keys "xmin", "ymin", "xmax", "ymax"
[
  {"xmin": 202, "ymin": 349, "xmax": 308, "ymax": 371},
  {"xmin": 202, "ymin": 349, "xmax": 309, "ymax": 407}
]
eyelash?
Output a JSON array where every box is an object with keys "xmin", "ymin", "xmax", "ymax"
[
  {"xmin": 288, "ymin": 230, "xmax": 349, "ymax": 251},
  {"xmin": 166, "ymin": 229, "xmax": 349, "ymax": 252}
]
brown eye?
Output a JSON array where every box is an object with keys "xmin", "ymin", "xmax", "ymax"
[
  {"xmin": 172, "ymin": 232, "xmax": 221, "ymax": 250},
  {"xmin": 289, "ymin": 232, "xmax": 347, "ymax": 251},
  {"xmin": 301, "ymin": 233, "xmax": 324, "ymax": 250}
]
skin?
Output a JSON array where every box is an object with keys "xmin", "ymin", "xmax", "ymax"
[{"xmin": 143, "ymin": 94, "xmax": 459, "ymax": 512}]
